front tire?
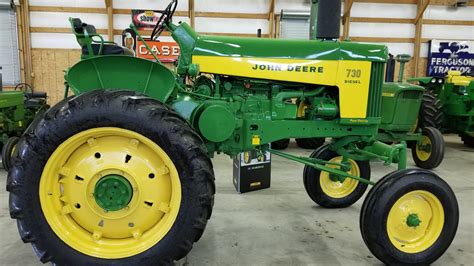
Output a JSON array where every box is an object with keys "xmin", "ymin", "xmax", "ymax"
[
  {"xmin": 360, "ymin": 169, "xmax": 458, "ymax": 265},
  {"xmin": 412, "ymin": 127, "xmax": 444, "ymax": 169},
  {"xmin": 303, "ymin": 144, "xmax": 370, "ymax": 208},
  {"xmin": 7, "ymin": 90, "xmax": 215, "ymax": 265}
]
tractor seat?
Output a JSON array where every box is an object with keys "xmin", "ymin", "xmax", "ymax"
[
  {"xmin": 81, "ymin": 44, "xmax": 135, "ymax": 56},
  {"xmin": 71, "ymin": 18, "xmax": 134, "ymax": 57}
]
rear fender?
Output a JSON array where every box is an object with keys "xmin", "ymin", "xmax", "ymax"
[{"xmin": 65, "ymin": 55, "xmax": 176, "ymax": 102}]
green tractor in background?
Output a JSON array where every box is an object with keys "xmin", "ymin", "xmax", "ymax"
[
  {"xmin": 0, "ymin": 83, "xmax": 49, "ymax": 170},
  {"xmin": 409, "ymin": 71, "xmax": 474, "ymax": 147},
  {"xmin": 6, "ymin": 0, "xmax": 459, "ymax": 265},
  {"xmin": 378, "ymin": 54, "xmax": 444, "ymax": 169}
]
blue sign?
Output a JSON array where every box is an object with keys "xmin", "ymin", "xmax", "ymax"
[{"xmin": 427, "ymin": 40, "xmax": 473, "ymax": 77}]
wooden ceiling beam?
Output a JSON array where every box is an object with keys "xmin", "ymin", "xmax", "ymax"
[{"xmin": 414, "ymin": 0, "xmax": 430, "ymax": 24}]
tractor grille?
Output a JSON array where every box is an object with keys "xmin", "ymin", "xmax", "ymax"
[{"xmin": 366, "ymin": 62, "xmax": 384, "ymax": 118}]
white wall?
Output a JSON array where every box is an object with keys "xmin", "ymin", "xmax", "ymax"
[{"xmin": 28, "ymin": 0, "xmax": 474, "ymax": 57}]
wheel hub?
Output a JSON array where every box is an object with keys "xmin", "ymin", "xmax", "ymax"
[
  {"xmin": 406, "ymin": 213, "xmax": 421, "ymax": 227},
  {"xmin": 94, "ymin": 174, "xmax": 133, "ymax": 211}
]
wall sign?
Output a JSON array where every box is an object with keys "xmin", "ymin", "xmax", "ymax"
[
  {"xmin": 136, "ymin": 40, "xmax": 180, "ymax": 63},
  {"xmin": 427, "ymin": 40, "xmax": 473, "ymax": 77},
  {"xmin": 122, "ymin": 29, "xmax": 180, "ymax": 63},
  {"xmin": 131, "ymin": 10, "xmax": 163, "ymax": 30}
]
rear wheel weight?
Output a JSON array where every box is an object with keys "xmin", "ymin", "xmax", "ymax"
[
  {"xmin": 360, "ymin": 169, "xmax": 458, "ymax": 265},
  {"xmin": 7, "ymin": 90, "xmax": 215, "ymax": 265},
  {"xmin": 303, "ymin": 144, "xmax": 370, "ymax": 208}
]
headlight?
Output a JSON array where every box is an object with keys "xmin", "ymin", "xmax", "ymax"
[
  {"xmin": 431, "ymin": 78, "xmax": 437, "ymax": 84},
  {"xmin": 437, "ymin": 78, "xmax": 444, "ymax": 84}
]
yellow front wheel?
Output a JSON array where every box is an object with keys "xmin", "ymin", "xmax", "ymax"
[
  {"xmin": 412, "ymin": 127, "xmax": 444, "ymax": 169},
  {"xmin": 303, "ymin": 144, "xmax": 371, "ymax": 208},
  {"xmin": 7, "ymin": 90, "xmax": 215, "ymax": 265},
  {"xmin": 360, "ymin": 169, "xmax": 458, "ymax": 264}
]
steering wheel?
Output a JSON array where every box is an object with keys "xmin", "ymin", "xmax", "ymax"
[{"xmin": 150, "ymin": 0, "xmax": 178, "ymax": 40}]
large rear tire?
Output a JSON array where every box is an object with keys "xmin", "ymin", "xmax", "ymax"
[
  {"xmin": 419, "ymin": 92, "xmax": 443, "ymax": 129},
  {"xmin": 360, "ymin": 169, "xmax": 458, "ymax": 265},
  {"xmin": 303, "ymin": 144, "xmax": 370, "ymax": 208},
  {"xmin": 7, "ymin": 90, "xmax": 215, "ymax": 265}
]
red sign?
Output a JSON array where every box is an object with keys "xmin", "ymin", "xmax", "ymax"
[{"xmin": 136, "ymin": 40, "xmax": 180, "ymax": 63}]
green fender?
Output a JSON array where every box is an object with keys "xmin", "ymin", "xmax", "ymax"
[{"xmin": 65, "ymin": 55, "xmax": 176, "ymax": 102}]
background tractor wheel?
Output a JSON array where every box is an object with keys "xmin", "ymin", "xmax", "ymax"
[
  {"xmin": 460, "ymin": 134, "xmax": 474, "ymax": 148},
  {"xmin": 271, "ymin": 139, "xmax": 290, "ymax": 150},
  {"xmin": 360, "ymin": 169, "xmax": 458, "ymax": 265},
  {"xmin": 295, "ymin": 137, "xmax": 325, "ymax": 149},
  {"xmin": 419, "ymin": 92, "xmax": 444, "ymax": 129},
  {"xmin": 7, "ymin": 90, "xmax": 215, "ymax": 265},
  {"xmin": 303, "ymin": 144, "xmax": 370, "ymax": 208},
  {"xmin": 2, "ymin": 136, "xmax": 19, "ymax": 171},
  {"xmin": 412, "ymin": 127, "xmax": 444, "ymax": 169}
]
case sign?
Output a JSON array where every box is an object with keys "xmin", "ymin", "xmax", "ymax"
[
  {"xmin": 427, "ymin": 40, "xmax": 473, "ymax": 77},
  {"xmin": 136, "ymin": 40, "xmax": 180, "ymax": 63}
]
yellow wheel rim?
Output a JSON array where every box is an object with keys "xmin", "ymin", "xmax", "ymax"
[
  {"xmin": 416, "ymin": 135, "xmax": 432, "ymax": 161},
  {"xmin": 387, "ymin": 190, "xmax": 444, "ymax": 253},
  {"xmin": 319, "ymin": 157, "xmax": 360, "ymax": 198},
  {"xmin": 39, "ymin": 127, "xmax": 181, "ymax": 259}
]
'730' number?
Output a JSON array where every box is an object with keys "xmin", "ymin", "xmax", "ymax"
[{"xmin": 346, "ymin": 69, "xmax": 362, "ymax": 78}]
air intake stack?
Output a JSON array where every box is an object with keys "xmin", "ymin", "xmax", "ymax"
[{"xmin": 311, "ymin": 0, "xmax": 342, "ymax": 40}]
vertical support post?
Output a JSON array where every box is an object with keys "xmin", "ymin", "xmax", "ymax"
[
  {"xmin": 188, "ymin": 0, "xmax": 195, "ymax": 28},
  {"xmin": 15, "ymin": 4, "xmax": 26, "ymax": 83},
  {"xmin": 342, "ymin": 0, "xmax": 353, "ymax": 40},
  {"xmin": 398, "ymin": 142, "xmax": 407, "ymax": 170},
  {"xmin": 21, "ymin": 0, "xmax": 32, "ymax": 85},
  {"xmin": 268, "ymin": 0, "xmax": 276, "ymax": 38},
  {"xmin": 310, "ymin": 0, "xmax": 318, "ymax": 40},
  {"xmin": 413, "ymin": 0, "xmax": 430, "ymax": 77},
  {"xmin": 275, "ymin": 14, "xmax": 281, "ymax": 38},
  {"xmin": 105, "ymin": 0, "xmax": 114, "ymax": 42}
]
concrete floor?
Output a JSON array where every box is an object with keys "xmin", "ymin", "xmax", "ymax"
[{"xmin": 0, "ymin": 135, "xmax": 473, "ymax": 265}]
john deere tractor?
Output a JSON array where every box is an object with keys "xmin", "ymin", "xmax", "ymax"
[
  {"xmin": 378, "ymin": 54, "xmax": 445, "ymax": 169},
  {"xmin": 409, "ymin": 71, "xmax": 474, "ymax": 147},
  {"xmin": 0, "ymin": 84, "xmax": 49, "ymax": 170},
  {"xmin": 7, "ymin": 1, "xmax": 458, "ymax": 265}
]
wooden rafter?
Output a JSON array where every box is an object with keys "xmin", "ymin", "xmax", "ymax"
[
  {"xmin": 343, "ymin": 0, "xmax": 354, "ymax": 39},
  {"xmin": 105, "ymin": 0, "xmax": 114, "ymax": 41},
  {"xmin": 188, "ymin": 0, "xmax": 195, "ymax": 28},
  {"xmin": 268, "ymin": 0, "xmax": 276, "ymax": 38},
  {"xmin": 414, "ymin": 0, "xmax": 430, "ymax": 24},
  {"xmin": 343, "ymin": 0, "xmax": 354, "ymax": 24}
]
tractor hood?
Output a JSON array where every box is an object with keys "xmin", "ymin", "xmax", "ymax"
[
  {"xmin": 190, "ymin": 35, "xmax": 387, "ymax": 86},
  {"xmin": 192, "ymin": 35, "xmax": 388, "ymax": 62}
]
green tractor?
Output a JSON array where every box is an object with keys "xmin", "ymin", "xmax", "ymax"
[
  {"xmin": 378, "ymin": 54, "xmax": 444, "ymax": 169},
  {"xmin": 0, "ymin": 84, "xmax": 49, "ymax": 170},
  {"xmin": 409, "ymin": 71, "xmax": 474, "ymax": 147},
  {"xmin": 7, "ymin": 1, "xmax": 458, "ymax": 265}
]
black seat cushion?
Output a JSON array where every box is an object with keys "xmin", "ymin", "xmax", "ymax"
[{"xmin": 82, "ymin": 44, "xmax": 134, "ymax": 56}]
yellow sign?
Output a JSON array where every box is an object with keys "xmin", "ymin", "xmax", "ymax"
[{"xmin": 192, "ymin": 56, "xmax": 372, "ymax": 118}]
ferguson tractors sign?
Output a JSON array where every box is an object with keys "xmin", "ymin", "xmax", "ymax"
[{"xmin": 427, "ymin": 40, "xmax": 473, "ymax": 77}]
